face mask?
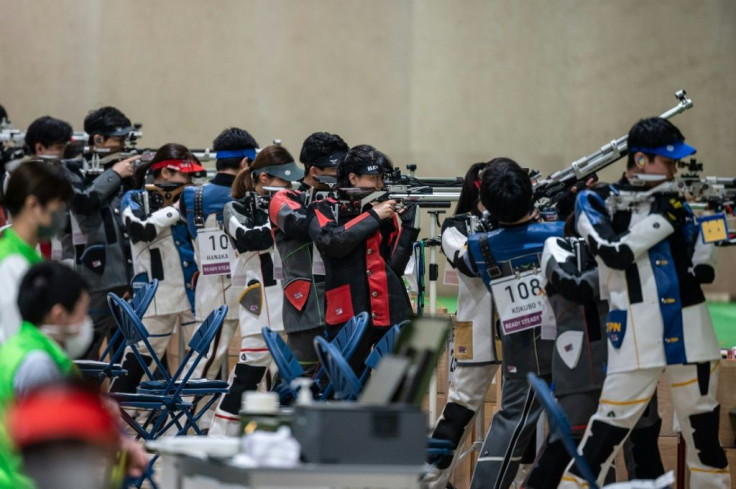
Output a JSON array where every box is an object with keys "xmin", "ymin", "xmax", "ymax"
[
  {"xmin": 38, "ymin": 209, "xmax": 67, "ymax": 240},
  {"xmin": 42, "ymin": 316, "xmax": 94, "ymax": 359}
]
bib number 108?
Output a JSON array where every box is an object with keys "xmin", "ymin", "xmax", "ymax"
[
  {"xmin": 503, "ymin": 277, "xmax": 542, "ymax": 302},
  {"xmin": 490, "ymin": 271, "xmax": 556, "ymax": 336}
]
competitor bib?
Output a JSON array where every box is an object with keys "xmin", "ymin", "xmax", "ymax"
[
  {"xmin": 51, "ymin": 236, "xmax": 63, "ymax": 261},
  {"xmin": 443, "ymin": 267, "xmax": 459, "ymax": 286},
  {"xmin": 231, "ymin": 255, "xmax": 246, "ymax": 287},
  {"xmin": 196, "ymin": 228, "xmax": 234, "ymax": 276},
  {"xmin": 70, "ymin": 214, "xmax": 87, "ymax": 246},
  {"xmin": 312, "ymin": 247, "xmax": 326, "ymax": 276},
  {"xmin": 490, "ymin": 270, "xmax": 556, "ymax": 337},
  {"xmin": 272, "ymin": 247, "xmax": 284, "ymax": 280},
  {"xmin": 699, "ymin": 213, "xmax": 729, "ymax": 244}
]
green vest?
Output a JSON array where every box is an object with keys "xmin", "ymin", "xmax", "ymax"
[
  {"xmin": 0, "ymin": 227, "xmax": 43, "ymax": 266},
  {"xmin": 0, "ymin": 422, "xmax": 33, "ymax": 489},
  {"xmin": 0, "ymin": 322, "xmax": 74, "ymax": 489},
  {"xmin": 0, "ymin": 322, "xmax": 74, "ymax": 412}
]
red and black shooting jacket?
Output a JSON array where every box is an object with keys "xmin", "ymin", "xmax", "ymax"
[{"xmin": 307, "ymin": 197, "xmax": 419, "ymax": 328}]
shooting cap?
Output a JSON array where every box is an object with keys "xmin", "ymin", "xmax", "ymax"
[
  {"xmin": 100, "ymin": 125, "xmax": 135, "ymax": 137},
  {"xmin": 151, "ymin": 159, "xmax": 206, "ymax": 174},
  {"xmin": 630, "ymin": 140, "xmax": 696, "ymax": 160},
  {"xmin": 311, "ymin": 151, "xmax": 347, "ymax": 169},
  {"xmin": 253, "ymin": 161, "xmax": 305, "ymax": 181},
  {"xmin": 6, "ymin": 384, "xmax": 120, "ymax": 449},
  {"xmin": 352, "ymin": 161, "xmax": 383, "ymax": 175}
]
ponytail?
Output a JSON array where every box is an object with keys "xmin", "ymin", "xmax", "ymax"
[{"xmin": 231, "ymin": 160, "xmax": 255, "ymax": 199}]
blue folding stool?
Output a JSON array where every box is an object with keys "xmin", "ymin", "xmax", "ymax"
[
  {"xmin": 527, "ymin": 372, "xmax": 600, "ymax": 489},
  {"xmin": 262, "ymin": 311, "xmax": 370, "ymax": 401},
  {"xmin": 109, "ymin": 298, "xmax": 230, "ymax": 438},
  {"xmin": 75, "ymin": 279, "xmax": 159, "ymax": 383},
  {"xmin": 111, "ymin": 301, "xmax": 229, "ymax": 488}
]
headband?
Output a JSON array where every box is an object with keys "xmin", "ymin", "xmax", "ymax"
[{"xmin": 216, "ymin": 148, "xmax": 257, "ymax": 161}]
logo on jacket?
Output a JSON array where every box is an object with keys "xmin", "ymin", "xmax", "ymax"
[
  {"xmin": 556, "ymin": 331, "xmax": 584, "ymax": 370},
  {"xmin": 605, "ymin": 310, "xmax": 627, "ymax": 349},
  {"xmin": 293, "ymin": 292, "xmax": 303, "ymax": 299},
  {"xmin": 606, "ymin": 322, "xmax": 621, "ymax": 333}
]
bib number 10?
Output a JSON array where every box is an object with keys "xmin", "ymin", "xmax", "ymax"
[
  {"xmin": 197, "ymin": 228, "xmax": 234, "ymax": 276},
  {"xmin": 209, "ymin": 234, "xmax": 230, "ymax": 251}
]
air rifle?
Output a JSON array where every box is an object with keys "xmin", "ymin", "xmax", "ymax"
[
  {"xmin": 533, "ymin": 89, "xmax": 694, "ymax": 215},
  {"xmin": 350, "ymin": 164, "xmax": 463, "ymax": 210}
]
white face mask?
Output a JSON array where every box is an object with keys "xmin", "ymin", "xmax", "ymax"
[{"xmin": 42, "ymin": 316, "xmax": 94, "ymax": 359}]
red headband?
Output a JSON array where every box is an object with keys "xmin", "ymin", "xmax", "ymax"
[{"xmin": 151, "ymin": 159, "xmax": 204, "ymax": 173}]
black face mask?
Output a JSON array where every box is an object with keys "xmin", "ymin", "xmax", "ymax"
[{"xmin": 38, "ymin": 209, "xmax": 67, "ymax": 239}]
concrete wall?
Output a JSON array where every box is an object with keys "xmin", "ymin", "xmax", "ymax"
[{"xmin": 2, "ymin": 0, "xmax": 735, "ymax": 294}]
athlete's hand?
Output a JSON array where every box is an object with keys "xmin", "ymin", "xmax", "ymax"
[
  {"xmin": 112, "ymin": 156, "xmax": 138, "ymax": 179},
  {"xmin": 372, "ymin": 199, "xmax": 397, "ymax": 220}
]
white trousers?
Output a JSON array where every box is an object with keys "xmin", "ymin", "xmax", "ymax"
[{"xmin": 559, "ymin": 362, "xmax": 729, "ymax": 489}]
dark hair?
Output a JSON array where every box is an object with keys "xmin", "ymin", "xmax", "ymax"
[
  {"xmin": 18, "ymin": 262, "xmax": 89, "ymax": 326},
  {"xmin": 24, "ymin": 116, "xmax": 73, "ymax": 155},
  {"xmin": 212, "ymin": 127, "xmax": 259, "ymax": 172},
  {"xmin": 135, "ymin": 143, "xmax": 198, "ymax": 184},
  {"xmin": 83, "ymin": 107, "xmax": 131, "ymax": 145},
  {"xmin": 299, "ymin": 132, "xmax": 349, "ymax": 171},
  {"xmin": 336, "ymin": 144, "xmax": 389, "ymax": 190},
  {"xmin": 0, "ymin": 104, "xmax": 7, "ymax": 122},
  {"xmin": 232, "ymin": 145, "xmax": 294, "ymax": 198},
  {"xmin": 1, "ymin": 161, "xmax": 73, "ymax": 216},
  {"xmin": 563, "ymin": 213, "xmax": 577, "ymax": 238},
  {"xmin": 627, "ymin": 117, "xmax": 685, "ymax": 169},
  {"xmin": 479, "ymin": 157, "xmax": 532, "ymax": 223},
  {"xmin": 454, "ymin": 162, "xmax": 489, "ymax": 215}
]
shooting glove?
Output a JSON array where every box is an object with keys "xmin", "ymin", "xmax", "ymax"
[
  {"xmin": 234, "ymin": 226, "xmax": 273, "ymax": 253},
  {"xmin": 231, "ymin": 196, "xmax": 269, "ymax": 227},
  {"xmin": 651, "ymin": 194, "xmax": 687, "ymax": 229},
  {"xmin": 399, "ymin": 202, "xmax": 419, "ymax": 228}
]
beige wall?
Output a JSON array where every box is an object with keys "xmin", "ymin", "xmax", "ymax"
[{"xmin": 2, "ymin": 0, "xmax": 736, "ymax": 294}]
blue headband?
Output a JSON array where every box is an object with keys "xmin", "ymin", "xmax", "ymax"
[{"xmin": 216, "ymin": 148, "xmax": 257, "ymax": 161}]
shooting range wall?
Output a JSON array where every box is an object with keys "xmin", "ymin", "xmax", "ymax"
[{"xmin": 2, "ymin": 0, "xmax": 735, "ymax": 296}]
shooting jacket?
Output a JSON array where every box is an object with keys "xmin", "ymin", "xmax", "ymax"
[
  {"xmin": 269, "ymin": 188, "xmax": 327, "ymax": 334},
  {"xmin": 121, "ymin": 189, "xmax": 196, "ymax": 317},
  {"xmin": 441, "ymin": 212, "xmax": 498, "ymax": 365},
  {"xmin": 541, "ymin": 236, "xmax": 607, "ymax": 396},
  {"xmin": 180, "ymin": 173, "xmax": 239, "ymax": 321},
  {"xmin": 223, "ymin": 193, "xmax": 283, "ymax": 336},
  {"xmin": 61, "ymin": 159, "xmax": 133, "ymax": 293},
  {"xmin": 575, "ymin": 176, "xmax": 720, "ymax": 374},
  {"xmin": 466, "ymin": 220, "xmax": 564, "ymax": 378},
  {"xmin": 308, "ymin": 197, "xmax": 418, "ymax": 328}
]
